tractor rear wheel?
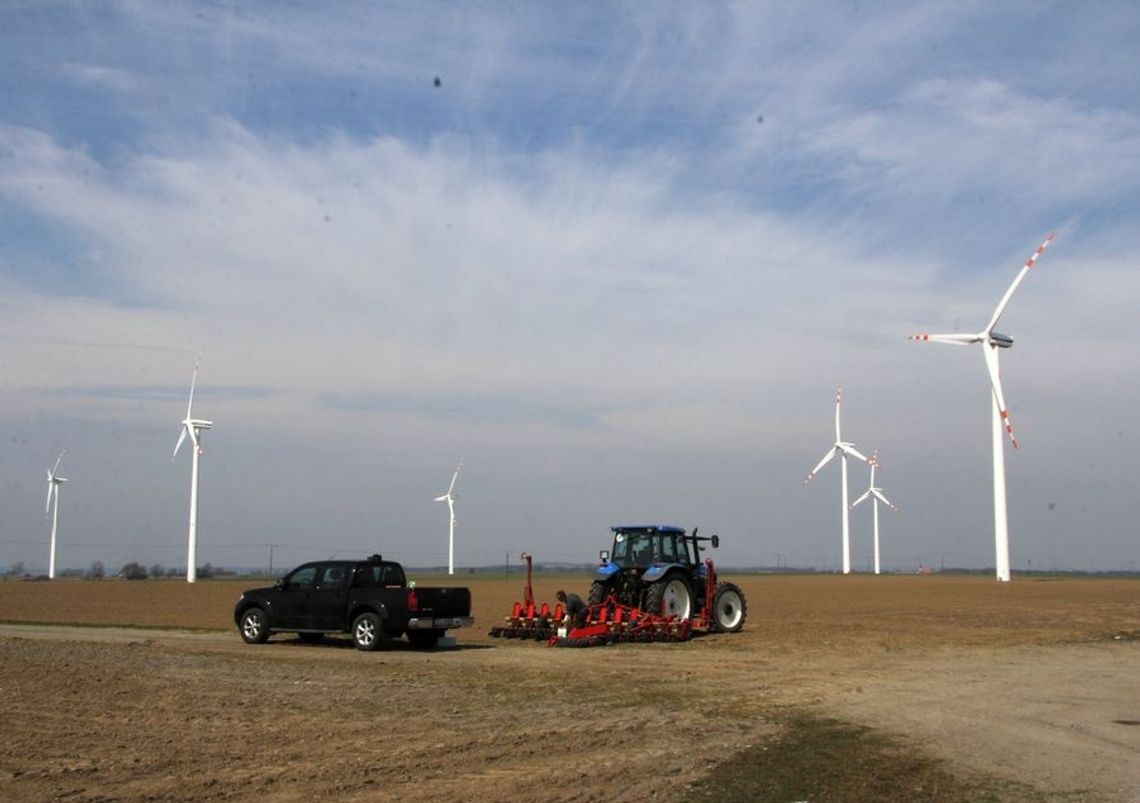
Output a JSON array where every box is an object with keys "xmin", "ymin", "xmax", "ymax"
[
  {"xmin": 587, "ymin": 580, "xmax": 610, "ymax": 606},
  {"xmin": 645, "ymin": 575, "xmax": 693, "ymax": 620},
  {"xmin": 710, "ymin": 582, "xmax": 747, "ymax": 632}
]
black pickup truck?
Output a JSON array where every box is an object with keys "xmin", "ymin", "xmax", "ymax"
[{"xmin": 233, "ymin": 554, "xmax": 473, "ymax": 650}]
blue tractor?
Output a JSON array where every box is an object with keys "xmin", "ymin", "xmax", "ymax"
[{"xmin": 588, "ymin": 525, "xmax": 747, "ymax": 632}]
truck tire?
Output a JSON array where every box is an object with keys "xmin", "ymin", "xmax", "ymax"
[
  {"xmin": 587, "ymin": 580, "xmax": 610, "ymax": 606},
  {"xmin": 710, "ymin": 582, "xmax": 747, "ymax": 632},
  {"xmin": 351, "ymin": 612, "xmax": 386, "ymax": 651},
  {"xmin": 645, "ymin": 575, "xmax": 693, "ymax": 620},
  {"xmin": 238, "ymin": 607, "xmax": 270, "ymax": 644},
  {"xmin": 407, "ymin": 629, "xmax": 444, "ymax": 648}
]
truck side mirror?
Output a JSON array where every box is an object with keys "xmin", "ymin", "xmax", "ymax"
[
  {"xmin": 711, "ymin": 535, "xmax": 720, "ymax": 548},
  {"xmin": 599, "ymin": 549, "xmax": 610, "ymax": 563}
]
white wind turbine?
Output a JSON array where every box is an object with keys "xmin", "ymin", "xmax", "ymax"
[
  {"xmin": 909, "ymin": 233, "xmax": 1054, "ymax": 582},
  {"xmin": 434, "ymin": 464, "xmax": 461, "ymax": 575},
  {"xmin": 44, "ymin": 450, "xmax": 67, "ymax": 580},
  {"xmin": 803, "ymin": 387, "xmax": 869, "ymax": 574},
  {"xmin": 851, "ymin": 452, "xmax": 897, "ymax": 576},
  {"xmin": 172, "ymin": 357, "xmax": 213, "ymax": 583}
]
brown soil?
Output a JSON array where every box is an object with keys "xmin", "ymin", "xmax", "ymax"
[{"xmin": 1, "ymin": 574, "xmax": 1137, "ymax": 801}]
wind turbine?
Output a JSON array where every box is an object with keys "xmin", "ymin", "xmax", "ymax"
[
  {"xmin": 909, "ymin": 233, "xmax": 1054, "ymax": 582},
  {"xmin": 803, "ymin": 387, "xmax": 869, "ymax": 574},
  {"xmin": 44, "ymin": 450, "xmax": 67, "ymax": 579},
  {"xmin": 434, "ymin": 464, "xmax": 461, "ymax": 575},
  {"xmin": 851, "ymin": 452, "xmax": 897, "ymax": 576},
  {"xmin": 172, "ymin": 356, "xmax": 213, "ymax": 583}
]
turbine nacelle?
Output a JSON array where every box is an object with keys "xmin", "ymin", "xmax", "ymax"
[{"xmin": 988, "ymin": 331, "xmax": 1014, "ymax": 349}]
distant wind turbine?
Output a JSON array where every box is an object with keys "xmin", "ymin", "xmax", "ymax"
[
  {"xmin": 909, "ymin": 233, "xmax": 1054, "ymax": 582},
  {"xmin": 172, "ymin": 356, "xmax": 213, "ymax": 584},
  {"xmin": 44, "ymin": 450, "xmax": 67, "ymax": 580},
  {"xmin": 851, "ymin": 452, "xmax": 897, "ymax": 576},
  {"xmin": 434, "ymin": 464, "xmax": 461, "ymax": 575},
  {"xmin": 804, "ymin": 387, "xmax": 869, "ymax": 575}
]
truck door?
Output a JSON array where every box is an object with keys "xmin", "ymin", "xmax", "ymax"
[
  {"xmin": 308, "ymin": 564, "xmax": 350, "ymax": 629},
  {"xmin": 275, "ymin": 565, "xmax": 319, "ymax": 628}
]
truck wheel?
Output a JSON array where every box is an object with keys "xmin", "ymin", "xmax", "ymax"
[
  {"xmin": 587, "ymin": 580, "xmax": 610, "ymax": 606},
  {"xmin": 645, "ymin": 575, "xmax": 692, "ymax": 620},
  {"xmin": 407, "ymin": 629, "xmax": 443, "ymax": 648},
  {"xmin": 710, "ymin": 582, "xmax": 747, "ymax": 632},
  {"xmin": 351, "ymin": 612, "xmax": 386, "ymax": 651},
  {"xmin": 238, "ymin": 607, "xmax": 270, "ymax": 644}
]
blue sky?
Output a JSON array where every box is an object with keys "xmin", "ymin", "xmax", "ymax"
[{"xmin": 2, "ymin": 2, "xmax": 1138, "ymax": 575}]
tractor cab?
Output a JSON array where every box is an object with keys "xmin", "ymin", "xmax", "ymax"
[
  {"xmin": 604, "ymin": 526, "xmax": 692, "ymax": 569},
  {"xmin": 599, "ymin": 525, "xmax": 719, "ymax": 573}
]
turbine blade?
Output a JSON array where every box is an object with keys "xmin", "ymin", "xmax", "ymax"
[
  {"xmin": 434, "ymin": 494, "xmax": 448, "ymax": 502},
  {"xmin": 173, "ymin": 427, "xmax": 188, "ymax": 459},
  {"xmin": 45, "ymin": 481, "xmax": 53, "ymax": 515},
  {"xmin": 873, "ymin": 489, "xmax": 898, "ymax": 511},
  {"xmin": 448, "ymin": 465, "xmax": 461, "ymax": 494},
  {"xmin": 841, "ymin": 444, "xmax": 870, "ymax": 463},
  {"xmin": 834, "ymin": 387, "xmax": 843, "ymax": 441},
  {"xmin": 851, "ymin": 489, "xmax": 871, "ymax": 508},
  {"xmin": 51, "ymin": 450, "xmax": 65, "ymax": 476},
  {"xmin": 908, "ymin": 333, "xmax": 979, "ymax": 345},
  {"xmin": 983, "ymin": 344, "xmax": 1018, "ymax": 449},
  {"xmin": 803, "ymin": 448, "xmax": 836, "ymax": 484},
  {"xmin": 985, "ymin": 233, "xmax": 1054, "ymax": 334},
  {"xmin": 186, "ymin": 355, "xmax": 201, "ymax": 419}
]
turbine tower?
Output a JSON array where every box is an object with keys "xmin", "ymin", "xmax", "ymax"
[
  {"xmin": 44, "ymin": 450, "xmax": 67, "ymax": 580},
  {"xmin": 803, "ymin": 387, "xmax": 869, "ymax": 574},
  {"xmin": 172, "ymin": 356, "xmax": 213, "ymax": 583},
  {"xmin": 909, "ymin": 233, "xmax": 1054, "ymax": 582},
  {"xmin": 434, "ymin": 464, "xmax": 461, "ymax": 575},
  {"xmin": 851, "ymin": 452, "xmax": 897, "ymax": 576}
]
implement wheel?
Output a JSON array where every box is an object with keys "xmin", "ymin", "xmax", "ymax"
[
  {"xmin": 710, "ymin": 582, "xmax": 748, "ymax": 632},
  {"xmin": 645, "ymin": 575, "xmax": 692, "ymax": 620}
]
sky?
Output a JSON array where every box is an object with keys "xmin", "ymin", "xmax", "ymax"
[{"xmin": 2, "ymin": 2, "xmax": 1139, "ymax": 577}]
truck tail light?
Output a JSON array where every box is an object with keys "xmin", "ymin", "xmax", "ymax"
[{"xmin": 407, "ymin": 589, "xmax": 419, "ymax": 612}]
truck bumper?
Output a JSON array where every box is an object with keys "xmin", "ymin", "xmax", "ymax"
[{"xmin": 407, "ymin": 616, "xmax": 475, "ymax": 630}]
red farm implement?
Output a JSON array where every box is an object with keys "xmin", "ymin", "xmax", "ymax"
[
  {"xmin": 489, "ymin": 531, "xmax": 747, "ymax": 648},
  {"xmin": 488, "ymin": 553, "xmax": 565, "ymax": 641}
]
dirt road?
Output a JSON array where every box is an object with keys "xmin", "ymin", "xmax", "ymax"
[{"xmin": 1, "ymin": 574, "xmax": 1137, "ymax": 801}]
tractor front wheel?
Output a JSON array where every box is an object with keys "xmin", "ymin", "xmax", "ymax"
[
  {"xmin": 710, "ymin": 582, "xmax": 748, "ymax": 632},
  {"xmin": 645, "ymin": 575, "xmax": 693, "ymax": 620}
]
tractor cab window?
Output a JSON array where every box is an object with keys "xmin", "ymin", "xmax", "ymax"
[{"xmin": 659, "ymin": 534, "xmax": 680, "ymax": 563}]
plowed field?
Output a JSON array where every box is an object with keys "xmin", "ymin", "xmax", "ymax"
[{"xmin": 1, "ymin": 574, "xmax": 1138, "ymax": 801}]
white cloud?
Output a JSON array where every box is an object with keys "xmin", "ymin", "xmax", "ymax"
[{"xmin": 2, "ymin": 3, "xmax": 1139, "ymax": 573}]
